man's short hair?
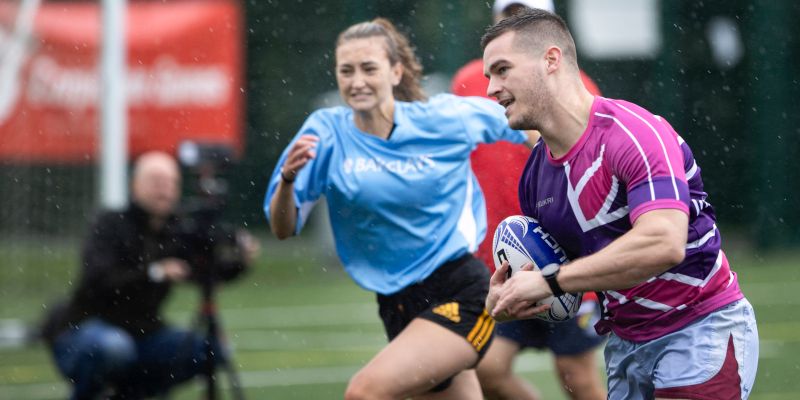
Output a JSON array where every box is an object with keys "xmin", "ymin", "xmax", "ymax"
[
  {"xmin": 481, "ymin": 8, "xmax": 578, "ymax": 68},
  {"xmin": 493, "ymin": 0, "xmax": 555, "ymax": 18}
]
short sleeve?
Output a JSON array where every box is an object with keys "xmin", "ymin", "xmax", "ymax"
[
  {"xmin": 263, "ymin": 110, "xmax": 334, "ymax": 235},
  {"xmin": 606, "ymin": 112, "xmax": 691, "ymax": 222}
]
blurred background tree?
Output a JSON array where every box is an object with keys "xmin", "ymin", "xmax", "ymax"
[{"xmin": 1, "ymin": 0, "xmax": 798, "ymax": 248}]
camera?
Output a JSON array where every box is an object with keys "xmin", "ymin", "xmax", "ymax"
[{"xmin": 177, "ymin": 141, "xmax": 247, "ymax": 284}]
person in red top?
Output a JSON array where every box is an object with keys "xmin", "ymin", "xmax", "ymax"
[{"xmin": 451, "ymin": 1, "xmax": 606, "ymax": 399}]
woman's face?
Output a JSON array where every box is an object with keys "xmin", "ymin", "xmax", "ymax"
[{"xmin": 335, "ymin": 37, "xmax": 402, "ymax": 113}]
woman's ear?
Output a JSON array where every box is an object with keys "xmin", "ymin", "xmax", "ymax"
[{"xmin": 391, "ymin": 62, "xmax": 404, "ymax": 86}]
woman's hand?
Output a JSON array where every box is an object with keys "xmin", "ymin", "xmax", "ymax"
[{"xmin": 280, "ymin": 135, "xmax": 319, "ymax": 182}]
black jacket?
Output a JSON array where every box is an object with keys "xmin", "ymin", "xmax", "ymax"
[{"xmin": 42, "ymin": 203, "xmax": 190, "ymax": 343}]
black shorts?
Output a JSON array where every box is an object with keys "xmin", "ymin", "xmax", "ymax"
[
  {"xmin": 376, "ymin": 253, "xmax": 495, "ymax": 359},
  {"xmin": 495, "ymin": 301, "xmax": 606, "ymax": 356}
]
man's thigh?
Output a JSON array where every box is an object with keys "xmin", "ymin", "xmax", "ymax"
[
  {"xmin": 606, "ymin": 299, "xmax": 759, "ymax": 400},
  {"xmin": 133, "ymin": 326, "xmax": 218, "ymax": 386},
  {"xmin": 653, "ymin": 299, "xmax": 758, "ymax": 400},
  {"xmin": 51, "ymin": 319, "xmax": 135, "ymax": 378}
]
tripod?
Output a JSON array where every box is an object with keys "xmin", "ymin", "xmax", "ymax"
[
  {"xmin": 197, "ymin": 275, "xmax": 246, "ymax": 400},
  {"xmin": 177, "ymin": 141, "xmax": 246, "ymax": 399}
]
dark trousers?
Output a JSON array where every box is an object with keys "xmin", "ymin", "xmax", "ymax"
[{"xmin": 51, "ymin": 318, "xmax": 223, "ymax": 400}]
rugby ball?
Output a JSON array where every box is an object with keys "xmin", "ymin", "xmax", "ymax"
[{"xmin": 492, "ymin": 215, "xmax": 582, "ymax": 322}]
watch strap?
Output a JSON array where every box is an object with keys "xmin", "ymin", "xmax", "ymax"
[
  {"xmin": 542, "ymin": 264, "xmax": 565, "ymax": 297},
  {"xmin": 280, "ymin": 167, "xmax": 295, "ymax": 184}
]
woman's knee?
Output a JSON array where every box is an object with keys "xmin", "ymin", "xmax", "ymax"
[
  {"xmin": 344, "ymin": 369, "xmax": 397, "ymax": 400},
  {"xmin": 344, "ymin": 373, "xmax": 377, "ymax": 400}
]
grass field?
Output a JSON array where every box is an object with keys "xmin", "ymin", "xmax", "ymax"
[{"xmin": 1, "ymin": 234, "xmax": 799, "ymax": 399}]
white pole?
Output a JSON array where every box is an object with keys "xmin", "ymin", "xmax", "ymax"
[
  {"xmin": 0, "ymin": 0, "xmax": 41, "ymax": 124},
  {"xmin": 99, "ymin": 0, "xmax": 128, "ymax": 209}
]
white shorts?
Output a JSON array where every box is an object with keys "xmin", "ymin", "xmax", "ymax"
[{"xmin": 605, "ymin": 299, "xmax": 759, "ymax": 400}]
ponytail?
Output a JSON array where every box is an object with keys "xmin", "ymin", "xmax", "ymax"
[{"xmin": 337, "ymin": 18, "xmax": 427, "ymax": 102}]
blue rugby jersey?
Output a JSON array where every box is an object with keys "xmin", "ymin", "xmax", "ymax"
[{"xmin": 264, "ymin": 94, "xmax": 526, "ymax": 294}]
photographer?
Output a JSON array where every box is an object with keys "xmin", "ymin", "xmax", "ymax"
[{"xmin": 41, "ymin": 151, "xmax": 256, "ymax": 400}]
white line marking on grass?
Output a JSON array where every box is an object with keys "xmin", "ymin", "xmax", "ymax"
[
  {"xmin": 234, "ymin": 354, "xmax": 555, "ymax": 389},
  {"xmin": 173, "ymin": 303, "xmax": 380, "ymax": 329},
  {"xmin": 2, "ymin": 339, "xmax": 791, "ymax": 399},
  {"xmin": 0, "ymin": 382, "xmax": 66, "ymax": 400},
  {"xmin": 5, "ymin": 298, "xmax": 796, "ymax": 399},
  {"xmin": 230, "ymin": 330, "xmax": 386, "ymax": 351},
  {"xmin": 239, "ymin": 365, "xmax": 361, "ymax": 387},
  {"xmin": 738, "ymin": 282, "xmax": 800, "ymax": 305},
  {"xmin": 0, "ymin": 360, "xmax": 552, "ymax": 399}
]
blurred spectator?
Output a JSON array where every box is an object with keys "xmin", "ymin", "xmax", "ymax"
[{"xmin": 40, "ymin": 151, "xmax": 257, "ymax": 400}]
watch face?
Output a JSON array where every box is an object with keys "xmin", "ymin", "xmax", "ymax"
[{"xmin": 540, "ymin": 263, "xmax": 560, "ymax": 277}]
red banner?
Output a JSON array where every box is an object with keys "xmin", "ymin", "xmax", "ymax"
[{"xmin": 0, "ymin": 0, "xmax": 243, "ymax": 163}]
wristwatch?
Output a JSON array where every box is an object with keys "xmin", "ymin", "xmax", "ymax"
[
  {"xmin": 280, "ymin": 167, "xmax": 296, "ymax": 184},
  {"xmin": 540, "ymin": 263, "xmax": 565, "ymax": 297}
]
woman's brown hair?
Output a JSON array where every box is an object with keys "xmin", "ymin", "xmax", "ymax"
[{"xmin": 337, "ymin": 18, "xmax": 426, "ymax": 102}]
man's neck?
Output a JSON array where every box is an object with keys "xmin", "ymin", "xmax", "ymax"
[
  {"xmin": 541, "ymin": 84, "xmax": 595, "ymax": 159},
  {"xmin": 148, "ymin": 216, "xmax": 167, "ymax": 232}
]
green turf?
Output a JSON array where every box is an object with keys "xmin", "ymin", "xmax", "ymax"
[{"xmin": 1, "ymin": 237, "xmax": 798, "ymax": 399}]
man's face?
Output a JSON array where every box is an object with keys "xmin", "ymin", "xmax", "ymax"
[
  {"xmin": 483, "ymin": 31, "xmax": 548, "ymax": 131},
  {"xmin": 132, "ymin": 157, "xmax": 181, "ymax": 218}
]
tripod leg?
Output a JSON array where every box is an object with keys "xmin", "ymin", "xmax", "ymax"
[
  {"xmin": 203, "ymin": 301, "xmax": 218, "ymax": 400},
  {"xmin": 221, "ymin": 358, "xmax": 246, "ymax": 400},
  {"xmin": 205, "ymin": 312, "xmax": 246, "ymax": 400},
  {"xmin": 200, "ymin": 283, "xmax": 247, "ymax": 400}
]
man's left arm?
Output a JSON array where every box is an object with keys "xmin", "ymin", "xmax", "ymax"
[{"xmin": 558, "ymin": 208, "xmax": 687, "ymax": 292}]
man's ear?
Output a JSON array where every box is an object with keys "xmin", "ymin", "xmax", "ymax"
[{"xmin": 544, "ymin": 46, "xmax": 563, "ymax": 73}]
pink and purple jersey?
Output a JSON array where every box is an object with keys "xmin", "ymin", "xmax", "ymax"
[{"xmin": 519, "ymin": 97, "xmax": 743, "ymax": 342}]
